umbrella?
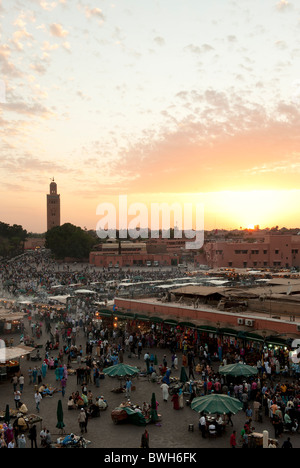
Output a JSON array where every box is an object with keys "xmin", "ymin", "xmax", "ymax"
[
  {"xmin": 56, "ymin": 400, "xmax": 65, "ymax": 431},
  {"xmin": 180, "ymin": 366, "xmax": 188, "ymax": 383},
  {"xmin": 191, "ymin": 394, "xmax": 243, "ymax": 415},
  {"xmin": 4, "ymin": 404, "xmax": 10, "ymax": 425},
  {"xmin": 103, "ymin": 363, "xmax": 140, "ymax": 378},
  {"xmin": 219, "ymin": 363, "xmax": 258, "ymax": 377},
  {"xmin": 149, "ymin": 392, "xmax": 158, "ymax": 423}
]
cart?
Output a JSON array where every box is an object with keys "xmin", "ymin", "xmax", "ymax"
[
  {"xmin": 111, "ymin": 407, "xmax": 147, "ymax": 426},
  {"xmin": 248, "ymin": 432, "xmax": 278, "ymax": 448}
]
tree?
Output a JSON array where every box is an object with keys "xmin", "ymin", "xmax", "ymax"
[
  {"xmin": 0, "ymin": 222, "xmax": 27, "ymax": 257},
  {"xmin": 45, "ymin": 223, "xmax": 97, "ymax": 259}
]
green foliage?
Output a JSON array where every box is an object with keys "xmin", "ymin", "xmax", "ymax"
[
  {"xmin": 0, "ymin": 222, "xmax": 27, "ymax": 257},
  {"xmin": 45, "ymin": 223, "xmax": 97, "ymax": 259}
]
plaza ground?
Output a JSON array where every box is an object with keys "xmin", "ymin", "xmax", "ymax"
[{"xmin": 0, "ymin": 318, "xmax": 299, "ymax": 449}]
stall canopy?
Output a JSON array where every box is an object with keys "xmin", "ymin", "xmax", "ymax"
[
  {"xmin": 0, "ymin": 345, "xmax": 35, "ymax": 363},
  {"xmin": 163, "ymin": 319, "xmax": 178, "ymax": 326},
  {"xmin": 74, "ymin": 289, "xmax": 96, "ymax": 295},
  {"xmin": 98, "ymin": 310, "xmax": 113, "ymax": 318},
  {"xmin": 149, "ymin": 317, "xmax": 164, "ymax": 323},
  {"xmin": 219, "ymin": 363, "xmax": 258, "ymax": 377},
  {"xmin": 191, "ymin": 394, "xmax": 243, "ymax": 415}
]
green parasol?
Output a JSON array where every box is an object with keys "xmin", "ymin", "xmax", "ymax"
[
  {"xmin": 56, "ymin": 399, "xmax": 65, "ymax": 431},
  {"xmin": 103, "ymin": 363, "xmax": 140, "ymax": 378},
  {"xmin": 219, "ymin": 363, "xmax": 258, "ymax": 377},
  {"xmin": 191, "ymin": 394, "xmax": 243, "ymax": 415}
]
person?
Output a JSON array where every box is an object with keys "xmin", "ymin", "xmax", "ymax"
[
  {"xmin": 61, "ymin": 377, "xmax": 67, "ymax": 398},
  {"xmin": 171, "ymin": 392, "xmax": 180, "ymax": 410},
  {"xmin": 40, "ymin": 427, "xmax": 47, "ymax": 447},
  {"xmin": 144, "ymin": 352, "xmax": 150, "ymax": 373},
  {"xmin": 35, "ymin": 390, "xmax": 42, "ymax": 413},
  {"xmin": 62, "ymin": 433, "xmax": 75, "ymax": 447},
  {"xmin": 282, "ymin": 437, "xmax": 293, "ymax": 449},
  {"xmin": 28, "ymin": 368, "xmax": 33, "ymax": 385},
  {"xmin": 5, "ymin": 424, "xmax": 14, "ymax": 446},
  {"xmin": 18, "ymin": 402, "xmax": 28, "ymax": 415},
  {"xmin": 125, "ymin": 378, "xmax": 132, "ymax": 399},
  {"xmin": 17, "ymin": 434, "xmax": 26, "ymax": 449},
  {"xmin": 284, "ymin": 412, "xmax": 292, "ymax": 432},
  {"xmin": 208, "ymin": 422, "xmax": 217, "ymax": 436},
  {"xmin": 28, "ymin": 424, "xmax": 37, "ymax": 449},
  {"xmin": 19, "ymin": 374, "xmax": 25, "ymax": 393},
  {"xmin": 160, "ymin": 382, "xmax": 169, "ymax": 402},
  {"xmin": 11, "ymin": 374, "xmax": 18, "ymax": 392},
  {"xmin": 253, "ymin": 399, "xmax": 261, "ymax": 422},
  {"xmin": 14, "ymin": 390, "xmax": 21, "ymax": 409},
  {"xmin": 141, "ymin": 429, "xmax": 149, "ymax": 448},
  {"xmin": 83, "ymin": 408, "xmax": 88, "ymax": 433},
  {"xmin": 0, "ymin": 434, "xmax": 7, "ymax": 449},
  {"xmin": 78, "ymin": 408, "xmax": 87, "ymax": 434},
  {"xmin": 199, "ymin": 413, "xmax": 206, "ymax": 438},
  {"xmin": 16, "ymin": 415, "xmax": 28, "ymax": 433},
  {"xmin": 230, "ymin": 430, "xmax": 237, "ymax": 448},
  {"xmin": 178, "ymin": 388, "xmax": 184, "ymax": 409},
  {"xmin": 44, "ymin": 430, "xmax": 52, "ymax": 448},
  {"xmin": 215, "ymin": 414, "xmax": 224, "ymax": 435},
  {"xmin": 97, "ymin": 396, "xmax": 108, "ymax": 410},
  {"xmin": 7, "ymin": 439, "xmax": 15, "ymax": 449},
  {"xmin": 241, "ymin": 431, "xmax": 248, "ymax": 449},
  {"xmin": 226, "ymin": 411, "xmax": 234, "ymax": 427}
]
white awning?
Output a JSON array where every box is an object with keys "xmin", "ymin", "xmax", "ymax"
[{"xmin": 0, "ymin": 344, "xmax": 36, "ymax": 363}]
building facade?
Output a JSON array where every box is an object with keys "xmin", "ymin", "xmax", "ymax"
[{"xmin": 195, "ymin": 235, "xmax": 300, "ymax": 269}]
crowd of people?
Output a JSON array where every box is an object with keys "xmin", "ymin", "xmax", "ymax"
[{"xmin": 0, "ymin": 251, "xmax": 300, "ymax": 448}]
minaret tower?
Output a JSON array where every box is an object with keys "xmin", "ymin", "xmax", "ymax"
[{"xmin": 47, "ymin": 178, "xmax": 61, "ymax": 231}]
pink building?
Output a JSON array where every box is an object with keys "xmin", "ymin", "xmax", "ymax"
[
  {"xmin": 89, "ymin": 251, "xmax": 180, "ymax": 268},
  {"xmin": 195, "ymin": 235, "xmax": 300, "ymax": 269}
]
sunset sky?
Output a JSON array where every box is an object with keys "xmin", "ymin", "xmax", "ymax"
[{"xmin": 1, "ymin": 0, "xmax": 300, "ymax": 233}]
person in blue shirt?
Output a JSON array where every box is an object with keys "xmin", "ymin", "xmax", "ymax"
[
  {"xmin": 62, "ymin": 434, "xmax": 75, "ymax": 446},
  {"xmin": 125, "ymin": 378, "xmax": 132, "ymax": 399}
]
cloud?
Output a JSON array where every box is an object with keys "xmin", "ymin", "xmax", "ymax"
[
  {"xmin": 0, "ymin": 152, "xmax": 76, "ymax": 176},
  {"xmin": 85, "ymin": 7, "xmax": 105, "ymax": 21},
  {"xmin": 39, "ymin": 1, "xmax": 58, "ymax": 11},
  {"xmin": 94, "ymin": 90, "xmax": 300, "ymax": 195},
  {"xmin": 11, "ymin": 28, "xmax": 34, "ymax": 51},
  {"xmin": 153, "ymin": 36, "xmax": 165, "ymax": 47},
  {"xmin": 184, "ymin": 43, "xmax": 215, "ymax": 55},
  {"xmin": 41, "ymin": 41, "xmax": 60, "ymax": 51},
  {"xmin": 2, "ymin": 100, "xmax": 54, "ymax": 119},
  {"xmin": 0, "ymin": 44, "xmax": 22, "ymax": 77},
  {"xmin": 49, "ymin": 23, "xmax": 69, "ymax": 38},
  {"xmin": 30, "ymin": 62, "xmax": 47, "ymax": 74},
  {"xmin": 276, "ymin": 0, "xmax": 292, "ymax": 10},
  {"xmin": 227, "ymin": 35, "xmax": 237, "ymax": 43}
]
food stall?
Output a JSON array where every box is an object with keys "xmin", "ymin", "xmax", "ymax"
[
  {"xmin": 0, "ymin": 311, "xmax": 26, "ymax": 335},
  {"xmin": 0, "ymin": 345, "xmax": 36, "ymax": 379}
]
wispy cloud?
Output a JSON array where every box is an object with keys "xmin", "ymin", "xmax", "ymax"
[
  {"xmin": 49, "ymin": 23, "xmax": 69, "ymax": 38},
  {"xmin": 276, "ymin": 0, "xmax": 292, "ymax": 10}
]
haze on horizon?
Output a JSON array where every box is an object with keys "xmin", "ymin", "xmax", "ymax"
[{"xmin": 1, "ymin": 0, "xmax": 300, "ymax": 233}]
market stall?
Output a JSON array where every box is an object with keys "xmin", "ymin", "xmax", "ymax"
[
  {"xmin": 0, "ymin": 311, "xmax": 26, "ymax": 334},
  {"xmin": 0, "ymin": 345, "xmax": 36, "ymax": 379}
]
